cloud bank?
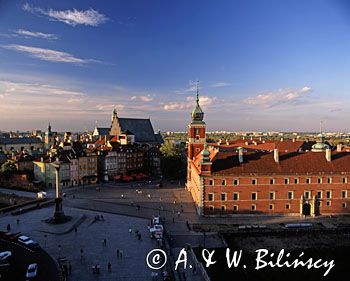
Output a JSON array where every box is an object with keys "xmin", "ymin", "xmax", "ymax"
[
  {"xmin": 23, "ymin": 3, "xmax": 109, "ymax": 27},
  {"xmin": 2, "ymin": 44, "xmax": 95, "ymax": 64}
]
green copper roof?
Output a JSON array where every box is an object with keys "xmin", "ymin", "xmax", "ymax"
[{"xmin": 191, "ymin": 88, "xmax": 204, "ymax": 122}]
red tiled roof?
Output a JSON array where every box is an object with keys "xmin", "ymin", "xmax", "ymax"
[{"xmin": 210, "ymin": 150, "xmax": 350, "ymax": 175}]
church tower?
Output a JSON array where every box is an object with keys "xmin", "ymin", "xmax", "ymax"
[
  {"xmin": 188, "ymin": 82, "xmax": 206, "ymax": 160},
  {"xmin": 110, "ymin": 109, "xmax": 119, "ymax": 136},
  {"xmin": 45, "ymin": 122, "xmax": 54, "ymax": 150}
]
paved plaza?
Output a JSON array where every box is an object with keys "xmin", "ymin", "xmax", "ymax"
[{"xmin": 0, "ymin": 206, "xmax": 159, "ymax": 281}]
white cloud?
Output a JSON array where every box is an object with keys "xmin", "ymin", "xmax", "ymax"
[
  {"xmin": 243, "ymin": 86, "xmax": 312, "ymax": 108},
  {"xmin": 0, "ymin": 80, "xmax": 86, "ymax": 97},
  {"xmin": 164, "ymin": 96, "xmax": 216, "ymax": 111},
  {"xmin": 2, "ymin": 44, "xmax": 94, "ymax": 64},
  {"xmin": 23, "ymin": 3, "xmax": 108, "ymax": 27},
  {"xmin": 210, "ymin": 82, "xmax": 230, "ymax": 88},
  {"xmin": 130, "ymin": 95, "xmax": 153, "ymax": 102},
  {"xmin": 15, "ymin": 29, "xmax": 58, "ymax": 40},
  {"xmin": 96, "ymin": 104, "xmax": 124, "ymax": 111}
]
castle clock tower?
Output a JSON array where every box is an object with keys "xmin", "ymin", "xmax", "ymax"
[{"xmin": 188, "ymin": 83, "xmax": 206, "ymax": 160}]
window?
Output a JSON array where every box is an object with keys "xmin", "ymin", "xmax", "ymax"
[
  {"xmin": 251, "ymin": 204, "xmax": 256, "ymax": 211},
  {"xmin": 233, "ymin": 192, "xmax": 239, "ymax": 201},
  {"xmin": 326, "ymin": 191, "xmax": 332, "ymax": 199},
  {"xmin": 342, "ymin": 177, "xmax": 347, "ymax": 184},
  {"xmin": 342, "ymin": 190, "xmax": 347, "ymax": 198},
  {"xmin": 284, "ymin": 178, "xmax": 289, "ymax": 184},
  {"xmin": 288, "ymin": 191, "xmax": 294, "ymax": 200},
  {"xmin": 269, "ymin": 191, "xmax": 275, "ymax": 200},
  {"xmin": 306, "ymin": 178, "xmax": 311, "ymax": 184},
  {"xmin": 269, "ymin": 204, "xmax": 274, "ymax": 210},
  {"xmin": 221, "ymin": 205, "xmax": 226, "ymax": 211},
  {"xmin": 221, "ymin": 179, "xmax": 226, "ymax": 186},
  {"xmin": 270, "ymin": 179, "xmax": 275, "ymax": 185},
  {"xmin": 286, "ymin": 203, "xmax": 290, "ymax": 210},
  {"xmin": 252, "ymin": 179, "xmax": 257, "ymax": 185},
  {"xmin": 318, "ymin": 178, "xmax": 322, "ymax": 184},
  {"xmin": 318, "ymin": 201, "xmax": 322, "ymax": 207},
  {"xmin": 317, "ymin": 191, "xmax": 322, "ymax": 199},
  {"xmin": 208, "ymin": 193, "xmax": 214, "ymax": 201},
  {"xmin": 327, "ymin": 178, "xmax": 332, "ymax": 184},
  {"xmin": 209, "ymin": 179, "xmax": 214, "ymax": 186},
  {"xmin": 326, "ymin": 201, "xmax": 331, "ymax": 207},
  {"xmin": 305, "ymin": 191, "xmax": 310, "ymax": 199},
  {"xmin": 221, "ymin": 193, "xmax": 227, "ymax": 201},
  {"xmin": 252, "ymin": 192, "xmax": 257, "ymax": 200},
  {"xmin": 209, "ymin": 206, "xmax": 214, "ymax": 211},
  {"xmin": 294, "ymin": 178, "xmax": 299, "ymax": 184},
  {"xmin": 342, "ymin": 202, "xmax": 347, "ymax": 208},
  {"xmin": 233, "ymin": 179, "xmax": 239, "ymax": 185},
  {"xmin": 233, "ymin": 205, "xmax": 238, "ymax": 211}
]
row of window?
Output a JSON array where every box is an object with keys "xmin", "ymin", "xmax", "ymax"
[
  {"xmin": 208, "ymin": 190, "xmax": 348, "ymax": 201},
  {"xmin": 208, "ymin": 202, "xmax": 348, "ymax": 212},
  {"xmin": 209, "ymin": 177, "xmax": 348, "ymax": 186}
]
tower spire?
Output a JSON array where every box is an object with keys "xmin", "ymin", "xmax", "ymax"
[{"xmin": 196, "ymin": 80, "xmax": 199, "ymax": 104}]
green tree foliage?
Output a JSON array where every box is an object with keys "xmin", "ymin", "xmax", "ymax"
[
  {"xmin": 160, "ymin": 140, "xmax": 186, "ymax": 179},
  {"xmin": 0, "ymin": 160, "xmax": 17, "ymax": 178}
]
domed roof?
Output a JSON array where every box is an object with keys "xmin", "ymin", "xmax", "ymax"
[
  {"xmin": 311, "ymin": 142, "xmax": 330, "ymax": 152},
  {"xmin": 191, "ymin": 84, "xmax": 204, "ymax": 123},
  {"xmin": 201, "ymin": 143, "xmax": 211, "ymax": 163}
]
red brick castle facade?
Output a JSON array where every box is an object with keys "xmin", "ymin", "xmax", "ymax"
[{"xmin": 186, "ymin": 91, "xmax": 350, "ymax": 216}]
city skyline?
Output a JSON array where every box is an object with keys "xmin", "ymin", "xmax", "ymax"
[{"xmin": 1, "ymin": 0, "xmax": 350, "ymax": 132}]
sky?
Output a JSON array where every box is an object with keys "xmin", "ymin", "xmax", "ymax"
[{"xmin": 1, "ymin": 0, "xmax": 350, "ymax": 132}]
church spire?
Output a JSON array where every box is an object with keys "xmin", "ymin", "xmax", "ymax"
[{"xmin": 191, "ymin": 81, "xmax": 204, "ymax": 123}]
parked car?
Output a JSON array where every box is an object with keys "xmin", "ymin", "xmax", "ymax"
[
  {"xmin": 18, "ymin": 235, "xmax": 39, "ymax": 248},
  {"xmin": 25, "ymin": 263, "xmax": 38, "ymax": 279},
  {"xmin": 150, "ymin": 224, "xmax": 164, "ymax": 239},
  {"xmin": 0, "ymin": 251, "xmax": 12, "ymax": 262},
  {"xmin": 37, "ymin": 191, "xmax": 47, "ymax": 199},
  {"xmin": 3, "ymin": 232, "xmax": 22, "ymax": 241}
]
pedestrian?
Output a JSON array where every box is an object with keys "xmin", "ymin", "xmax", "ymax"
[
  {"xmin": 101, "ymin": 215, "xmax": 104, "ymax": 221},
  {"xmin": 192, "ymin": 266, "xmax": 197, "ymax": 275},
  {"xmin": 172, "ymin": 217, "xmax": 175, "ymax": 223},
  {"xmin": 69, "ymin": 263, "xmax": 72, "ymax": 275},
  {"xmin": 138, "ymin": 233, "xmax": 142, "ymax": 240},
  {"xmin": 104, "ymin": 238, "xmax": 107, "ymax": 246},
  {"xmin": 16, "ymin": 219, "xmax": 20, "ymax": 225},
  {"xmin": 6, "ymin": 224, "xmax": 10, "ymax": 232},
  {"xmin": 74, "ymin": 227, "xmax": 77, "ymax": 233},
  {"xmin": 129, "ymin": 228, "xmax": 132, "ymax": 234},
  {"xmin": 116, "ymin": 249, "xmax": 120, "ymax": 257},
  {"xmin": 80, "ymin": 248, "xmax": 84, "ymax": 258},
  {"xmin": 177, "ymin": 211, "xmax": 180, "ymax": 217},
  {"xmin": 108, "ymin": 261, "xmax": 111, "ymax": 272},
  {"xmin": 120, "ymin": 250, "xmax": 123, "ymax": 258}
]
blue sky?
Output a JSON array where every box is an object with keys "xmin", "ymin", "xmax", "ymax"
[{"xmin": 1, "ymin": 0, "xmax": 350, "ymax": 132}]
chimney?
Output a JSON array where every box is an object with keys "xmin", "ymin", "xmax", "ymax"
[
  {"xmin": 326, "ymin": 148, "xmax": 331, "ymax": 162},
  {"xmin": 337, "ymin": 144, "xmax": 342, "ymax": 152},
  {"xmin": 274, "ymin": 148, "xmax": 279, "ymax": 163},
  {"xmin": 238, "ymin": 147, "xmax": 243, "ymax": 163}
]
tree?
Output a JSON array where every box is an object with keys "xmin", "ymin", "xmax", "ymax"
[
  {"xmin": 160, "ymin": 140, "xmax": 186, "ymax": 179},
  {"xmin": 0, "ymin": 160, "xmax": 17, "ymax": 178}
]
